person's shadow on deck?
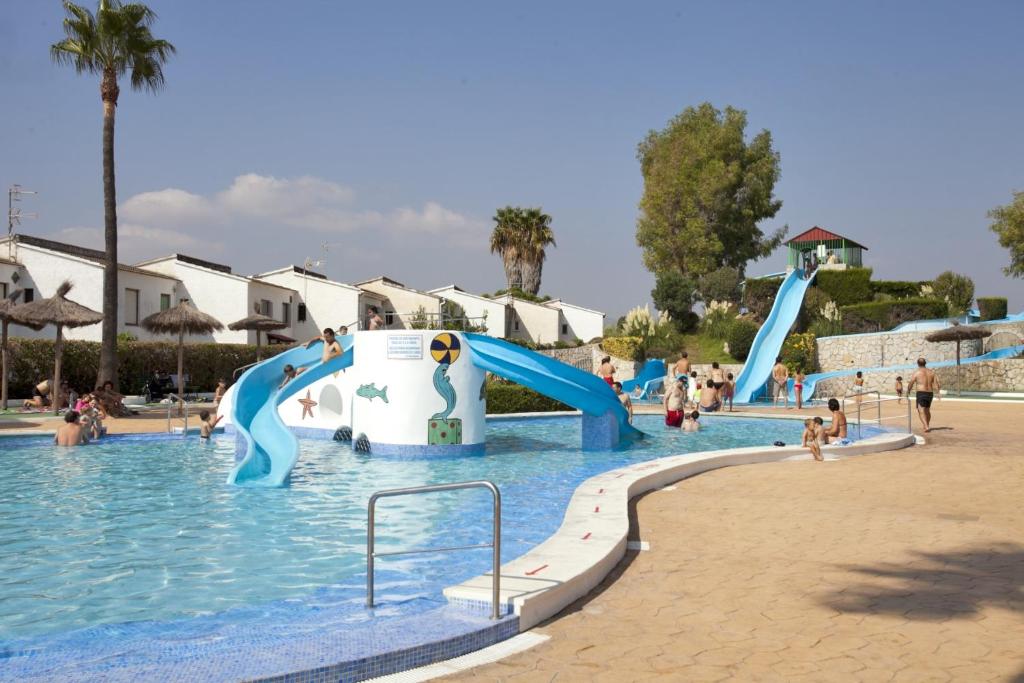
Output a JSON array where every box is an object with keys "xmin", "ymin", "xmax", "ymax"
[{"xmin": 819, "ymin": 541, "xmax": 1024, "ymax": 620}]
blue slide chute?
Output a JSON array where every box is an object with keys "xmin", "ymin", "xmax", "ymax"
[
  {"xmin": 227, "ymin": 336, "xmax": 354, "ymax": 487},
  {"xmin": 733, "ymin": 269, "xmax": 817, "ymax": 404},
  {"xmin": 463, "ymin": 333, "xmax": 642, "ymax": 442}
]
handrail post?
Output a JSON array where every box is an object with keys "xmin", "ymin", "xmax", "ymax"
[{"xmin": 366, "ymin": 481, "xmax": 501, "ymax": 619}]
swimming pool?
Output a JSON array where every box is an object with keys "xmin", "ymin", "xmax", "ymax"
[{"xmin": 0, "ymin": 414, "xmax": 814, "ymax": 646}]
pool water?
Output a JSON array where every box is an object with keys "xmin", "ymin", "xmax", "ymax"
[{"xmin": 0, "ymin": 415, "xmax": 806, "ymax": 643}]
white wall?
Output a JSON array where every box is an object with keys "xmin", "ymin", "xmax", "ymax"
[
  {"xmin": 246, "ymin": 280, "xmax": 296, "ymax": 343},
  {"xmin": 256, "ymin": 269, "xmax": 362, "ymax": 341},
  {"xmin": 429, "ymin": 287, "xmax": 507, "ymax": 337},
  {"xmin": 358, "ymin": 280, "xmax": 443, "ymax": 329},
  {"xmin": 1, "ymin": 242, "xmax": 176, "ymax": 342},
  {"xmin": 551, "ymin": 303, "xmax": 605, "ymax": 343},
  {"xmin": 509, "ymin": 298, "xmax": 560, "ymax": 344},
  {"xmin": 143, "ymin": 258, "xmax": 253, "ymax": 344}
]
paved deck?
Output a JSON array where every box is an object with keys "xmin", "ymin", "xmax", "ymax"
[{"xmin": 445, "ymin": 401, "xmax": 1024, "ymax": 682}]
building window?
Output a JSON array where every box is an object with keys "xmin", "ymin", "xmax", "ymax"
[
  {"xmin": 385, "ymin": 311, "xmax": 395, "ymax": 326},
  {"xmin": 0, "ymin": 283, "xmax": 6, "ymax": 298},
  {"xmin": 514, "ymin": 318, "xmax": 520, "ymax": 331},
  {"xmin": 561, "ymin": 323, "xmax": 568, "ymax": 335},
  {"xmin": 160, "ymin": 293, "xmax": 171, "ymax": 311},
  {"xmin": 297, "ymin": 303, "xmax": 307, "ymax": 322},
  {"xmin": 260, "ymin": 299, "xmax": 272, "ymax": 317},
  {"xmin": 124, "ymin": 288, "xmax": 140, "ymax": 325},
  {"xmin": 282, "ymin": 302, "xmax": 290, "ymax": 325},
  {"xmin": 23, "ymin": 288, "xmax": 34, "ymax": 303}
]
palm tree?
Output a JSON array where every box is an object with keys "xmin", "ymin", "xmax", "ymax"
[
  {"xmin": 490, "ymin": 206, "xmax": 525, "ymax": 293},
  {"xmin": 519, "ymin": 207, "xmax": 555, "ymax": 295},
  {"xmin": 51, "ymin": 0, "xmax": 175, "ymax": 389}
]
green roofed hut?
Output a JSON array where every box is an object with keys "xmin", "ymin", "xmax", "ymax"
[{"xmin": 786, "ymin": 226, "xmax": 867, "ymax": 270}]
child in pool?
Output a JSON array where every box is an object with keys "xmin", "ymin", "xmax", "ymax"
[
  {"xmin": 683, "ymin": 410, "xmax": 700, "ymax": 432},
  {"xmin": 802, "ymin": 418, "xmax": 824, "ymax": 461},
  {"xmin": 794, "ymin": 370, "xmax": 806, "ymax": 410},
  {"xmin": 199, "ymin": 409, "xmax": 223, "ymax": 440}
]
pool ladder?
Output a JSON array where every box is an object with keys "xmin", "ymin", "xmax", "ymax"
[
  {"xmin": 367, "ymin": 480, "xmax": 502, "ymax": 619},
  {"xmin": 166, "ymin": 393, "xmax": 188, "ymax": 434}
]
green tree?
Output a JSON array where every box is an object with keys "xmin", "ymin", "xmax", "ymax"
[
  {"xmin": 651, "ymin": 270, "xmax": 699, "ymax": 333},
  {"xmin": 932, "ymin": 271, "xmax": 975, "ymax": 316},
  {"xmin": 636, "ymin": 103, "xmax": 786, "ymax": 279},
  {"xmin": 988, "ymin": 190, "xmax": 1024, "ymax": 278},
  {"xmin": 51, "ymin": 0, "xmax": 175, "ymax": 388},
  {"xmin": 698, "ymin": 266, "xmax": 742, "ymax": 304},
  {"xmin": 489, "ymin": 206, "xmax": 556, "ymax": 295}
]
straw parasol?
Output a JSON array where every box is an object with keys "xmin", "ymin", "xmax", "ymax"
[
  {"xmin": 0, "ymin": 288, "xmax": 45, "ymax": 410},
  {"xmin": 141, "ymin": 299, "xmax": 223, "ymax": 405},
  {"xmin": 925, "ymin": 322, "xmax": 992, "ymax": 396},
  {"xmin": 228, "ymin": 303, "xmax": 288, "ymax": 361},
  {"xmin": 13, "ymin": 280, "xmax": 103, "ymax": 415}
]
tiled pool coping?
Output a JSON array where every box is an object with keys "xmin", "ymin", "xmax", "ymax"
[{"xmin": 0, "ymin": 418, "xmax": 914, "ymax": 682}]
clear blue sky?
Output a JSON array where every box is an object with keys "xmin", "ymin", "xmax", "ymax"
[{"xmin": 2, "ymin": 0, "xmax": 1022, "ymax": 317}]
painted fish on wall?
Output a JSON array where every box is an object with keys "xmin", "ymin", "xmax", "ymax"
[{"xmin": 356, "ymin": 383, "xmax": 389, "ymax": 403}]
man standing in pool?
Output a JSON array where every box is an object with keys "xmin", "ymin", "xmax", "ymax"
[
  {"xmin": 906, "ymin": 357, "xmax": 941, "ymax": 433},
  {"xmin": 663, "ymin": 377, "xmax": 685, "ymax": 427}
]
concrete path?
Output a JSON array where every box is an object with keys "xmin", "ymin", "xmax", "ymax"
[{"xmin": 446, "ymin": 401, "xmax": 1024, "ymax": 682}]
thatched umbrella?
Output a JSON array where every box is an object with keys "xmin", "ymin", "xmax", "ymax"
[
  {"xmin": 228, "ymin": 303, "xmax": 288, "ymax": 361},
  {"xmin": 13, "ymin": 281, "xmax": 103, "ymax": 415},
  {"xmin": 0, "ymin": 289, "xmax": 45, "ymax": 410},
  {"xmin": 141, "ymin": 299, "xmax": 223, "ymax": 408},
  {"xmin": 925, "ymin": 322, "xmax": 993, "ymax": 396}
]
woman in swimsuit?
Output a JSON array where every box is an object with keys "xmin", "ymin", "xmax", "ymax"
[{"xmin": 794, "ymin": 370, "xmax": 805, "ymax": 410}]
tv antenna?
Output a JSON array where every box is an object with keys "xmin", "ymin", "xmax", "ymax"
[{"xmin": 7, "ymin": 185, "xmax": 38, "ymax": 259}]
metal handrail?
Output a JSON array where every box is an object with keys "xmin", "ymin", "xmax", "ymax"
[
  {"xmin": 166, "ymin": 393, "xmax": 188, "ymax": 434},
  {"xmin": 367, "ymin": 480, "xmax": 501, "ymax": 619},
  {"xmin": 841, "ymin": 391, "xmax": 912, "ymax": 436}
]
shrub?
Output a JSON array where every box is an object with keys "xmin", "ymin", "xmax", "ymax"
[
  {"xmin": 485, "ymin": 383, "xmax": 571, "ymax": 413},
  {"xmin": 931, "ymin": 271, "xmax": 975, "ymax": 315},
  {"xmin": 600, "ymin": 336, "xmax": 644, "ymax": 362},
  {"xmin": 698, "ymin": 266, "xmax": 742, "ymax": 304},
  {"xmin": 977, "ymin": 297, "xmax": 1008, "ymax": 321},
  {"xmin": 700, "ymin": 300, "xmax": 738, "ymax": 339},
  {"xmin": 871, "ymin": 280, "xmax": 924, "ymax": 300},
  {"xmin": 620, "ymin": 305, "xmax": 656, "ymax": 338},
  {"xmin": 651, "ymin": 270, "xmax": 700, "ymax": 333},
  {"xmin": 725, "ymin": 318, "xmax": 760, "ymax": 361},
  {"xmin": 742, "ymin": 277, "xmax": 783, "ymax": 321},
  {"xmin": 780, "ymin": 332, "xmax": 817, "ymax": 374},
  {"xmin": 5, "ymin": 338, "xmax": 287, "ymax": 397},
  {"xmin": 840, "ymin": 298, "xmax": 948, "ymax": 333},
  {"xmin": 815, "ymin": 268, "xmax": 873, "ymax": 306},
  {"xmin": 799, "ymin": 287, "xmax": 833, "ymax": 331}
]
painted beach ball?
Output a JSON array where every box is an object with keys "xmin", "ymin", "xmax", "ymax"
[{"xmin": 430, "ymin": 333, "xmax": 461, "ymax": 364}]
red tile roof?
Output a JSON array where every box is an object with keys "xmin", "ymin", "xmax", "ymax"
[{"xmin": 785, "ymin": 226, "xmax": 867, "ymax": 250}]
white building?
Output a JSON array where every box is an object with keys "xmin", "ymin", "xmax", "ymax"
[
  {"xmin": 137, "ymin": 253, "xmax": 296, "ymax": 345},
  {"xmin": 427, "ymin": 285, "xmax": 507, "ymax": 337},
  {"xmin": 253, "ymin": 265, "xmax": 373, "ymax": 340},
  {"xmin": 0, "ymin": 235, "xmax": 180, "ymax": 342},
  {"xmin": 544, "ymin": 299, "xmax": 605, "ymax": 343},
  {"xmin": 506, "ymin": 296, "xmax": 562, "ymax": 345},
  {"xmin": 355, "ymin": 276, "xmax": 443, "ymax": 329}
]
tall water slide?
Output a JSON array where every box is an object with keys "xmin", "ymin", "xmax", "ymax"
[
  {"xmin": 463, "ymin": 333, "xmax": 643, "ymax": 443},
  {"xmin": 732, "ymin": 269, "xmax": 817, "ymax": 404},
  {"xmin": 227, "ymin": 336, "xmax": 354, "ymax": 487}
]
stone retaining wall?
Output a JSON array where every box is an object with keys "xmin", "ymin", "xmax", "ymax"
[
  {"xmin": 816, "ymin": 320, "xmax": 1024, "ymax": 373},
  {"xmin": 813, "ymin": 359, "xmax": 1024, "ymax": 397},
  {"xmin": 539, "ymin": 343, "xmax": 641, "ymax": 382}
]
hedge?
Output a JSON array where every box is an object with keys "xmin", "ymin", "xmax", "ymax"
[
  {"xmin": 871, "ymin": 280, "xmax": 925, "ymax": 300},
  {"xmin": 977, "ymin": 297, "xmax": 1008, "ymax": 321},
  {"xmin": 485, "ymin": 383, "xmax": 572, "ymax": 413},
  {"xmin": 4, "ymin": 338, "xmax": 286, "ymax": 398},
  {"xmin": 600, "ymin": 336, "xmax": 645, "ymax": 362},
  {"xmin": 781, "ymin": 332, "xmax": 817, "ymax": 374},
  {"xmin": 815, "ymin": 268, "xmax": 873, "ymax": 306},
  {"xmin": 726, "ymin": 318, "xmax": 760, "ymax": 361},
  {"xmin": 742, "ymin": 277, "xmax": 783, "ymax": 321},
  {"xmin": 840, "ymin": 298, "xmax": 948, "ymax": 333}
]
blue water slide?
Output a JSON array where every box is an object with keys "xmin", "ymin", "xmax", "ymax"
[
  {"xmin": 227, "ymin": 336, "xmax": 354, "ymax": 487},
  {"xmin": 463, "ymin": 333, "xmax": 642, "ymax": 441},
  {"xmin": 620, "ymin": 359, "xmax": 667, "ymax": 399},
  {"xmin": 795, "ymin": 343, "xmax": 1024, "ymax": 402},
  {"xmin": 732, "ymin": 269, "xmax": 817, "ymax": 404}
]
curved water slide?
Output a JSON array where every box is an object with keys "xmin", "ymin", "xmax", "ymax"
[
  {"xmin": 227, "ymin": 335, "xmax": 354, "ymax": 487},
  {"xmin": 733, "ymin": 269, "xmax": 817, "ymax": 404},
  {"xmin": 463, "ymin": 333, "xmax": 643, "ymax": 442},
  {"xmin": 793, "ymin": 343, "xmax": 1024, "ymax": 402}
]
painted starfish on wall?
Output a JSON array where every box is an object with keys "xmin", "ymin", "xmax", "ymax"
[{"xmin": 298, "ymin": 390, "xmax": 317, "ymax": 419}]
